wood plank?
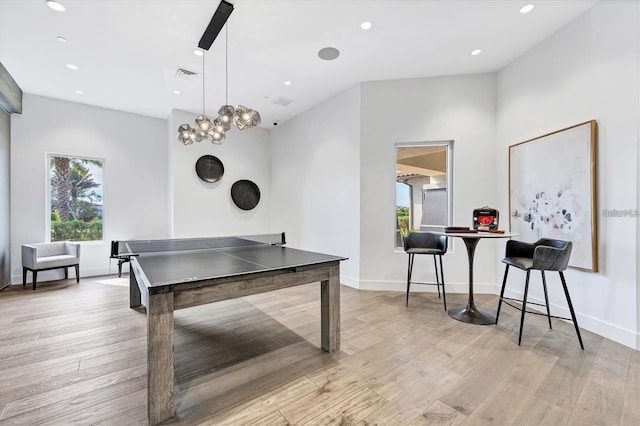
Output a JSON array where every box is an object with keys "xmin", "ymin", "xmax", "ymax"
[
  {"xmin": 174, "ymin": 343, "xmax": 335, "ymax": 423},
  {"xmin": 587, "ymin": 338, "xmax": 632, "ymax": 392},
  {"xmin": 200, "ymin": 376, "xmax": 319, "ymax": 426},
  {"xmin": 622, "ymin": 350, "xmax": 640, "ymax": 425},
  {"xmin": 300, "ymin": 386, "xmax": 387, "ymax": 425},
  {"xmin": 621, "ymin": 383, "xmax": 640, "ymax": 425},
  {"xmin": 146, "ymin": 291, "xmax": 174, "ymax": 425},
  {"xmin": 173, "ymin": 265, "xmax": 332, "ymax": 310},
  {"xmin": 321, "ymin": 265, "xmax": 340, "ymax": 352},
  {"xmin": 437, "ymin": 338, "xmax": 519, "ymax": 416},
  {"xmin": 38, "ymin": 386, "xmax": 147, "ymax": 425},
  {"xmin": 462, "ymin": 349, "xmax": 558, "ymax": 424},
  {"xmin": 1, "ymin": 365, "xmax": 145, "ymax": 420},
  {"xmin": 408, "ymin": 400, "xmax": 467, "ymax": 426},
  {"xmin": 567, "ymin": 380, "xmax": 624, "ymax": 425},
  {"xmin": 361, "ymin": 368, "xmax": 463, "ymax": 425},
  {"xmin": 513, "ymin": 400, "xmax": 571, "ymax": 425},
  {"xmin": 533, "ymin": 331, "xmax": 602, "ymax": 411}
]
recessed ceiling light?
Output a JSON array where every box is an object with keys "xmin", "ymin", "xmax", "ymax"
[
  {"xmin": 46, "ymin": 0, "xmax": 66, "ymax": 12},
  {"xmin": 66, "ymin": 64, "xmax": 78, "ymax": 70},
  {"xmin": 318, "ymin": 47, "xmax": 340, "ymax": 61},
  {"xmin": 520, "ymin": 4, "xmax": 535, "ymax": 14},
  {"xmin": 56, "ymin": 36, "xmax": 67, "ymax": 42},
  {"xmin": 173, "ymin": 90, "xmax": 181, "ymax": 94},
  {"xmin": 284, "ymin": 81, "xmax": 292, "ymax": 86},
  {"xmin": 471, "ymin": 49, "xmax": 482, "ymax": 56},
  {"xmin": 75, "ymin": 90, "xmax": 84, "ymax": 94},
  {"xmin": 361, "ymin": 21, "xmax": 372, "ymax": 30},
  {"xmin": 194, "ymin": 50, "xmax": 204, "ymax": 56}
]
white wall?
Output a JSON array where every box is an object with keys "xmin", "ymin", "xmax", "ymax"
[
  {"xmin": 169, "ymin": 109, "xmax": 271, "ymax": 238},
  {"xmin": 496, "ymin": 0, "xmax": 639, "ymax": 348},
  {"xmin": 269, "ymin": 85, "xmax": 361, "ymax": 287},
  {"xmin": 360, "ymin": 74, "xmax": 499, "ymax": 292},
  {"xmin": 10, "ymin": 94, "xmax": 169, "ymax": 282}
]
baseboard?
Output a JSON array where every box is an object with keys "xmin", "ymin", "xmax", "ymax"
[
  {"xmin": 502, "ymin": 289, "xmax": 639, "ymax": 350},
  {"xmin": 340, "ymin": 274, "xmax": 359, "ymax": 289},
  {"xmin": 357, "ymin": 279, "xmax": 497, "ymax": 294}
]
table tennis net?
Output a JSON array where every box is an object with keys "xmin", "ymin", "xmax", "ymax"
[{"xmin": 111, "ymin": 233, "xmax": 286, "ymax": 256}]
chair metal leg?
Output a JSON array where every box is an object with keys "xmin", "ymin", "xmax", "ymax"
[
  {"xmin": 32, "ymin": 270, "xmax": 38, "ymax": 291},
  {"xmin": 75, "ymin": 264, "xmax": 80, "ymax": 283},
  {"xmin": 405, "ymin": 254, "xmax": 414, "ymax": 307},
  {"xmin": 23, "ymin": 267, "xmax": 27, "ymax": 288},
  {"xmin": 433, "ymin": 255, "xmax": 441, "ymax": 299},
  {"xmin": 64, "ymin": 267, "xmax": 69, "ymax": 280},
  {"xmin": 518, "ymin": 270, "xmax": 531, "ymax": 345},
  {"xmin": 439, "ymin": 254, "xmax": 447, "ymax": 311},
  {"xmin": 541, "ymin": 271, "xmax": 552, "ymax": 329},
  {"xmin": 495, "ymin": 265, "xmax": 509, "ymax": 324},
  {"xmin": 559, "ymin": 271, "xmax": 584, "ymax": 350}
]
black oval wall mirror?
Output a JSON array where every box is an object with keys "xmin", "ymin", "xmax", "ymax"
[
  {"xmin": 231, "ymin": 179, "xmax": 260, "ymax": 210},
  {"xmin": 195, "ymin": 155, "xmax": 224, "ymax": 183}
]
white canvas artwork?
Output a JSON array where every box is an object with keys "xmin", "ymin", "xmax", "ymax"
[{"xmin": 509, "ymin": 121, "xmax": 597, "ymax": 271}]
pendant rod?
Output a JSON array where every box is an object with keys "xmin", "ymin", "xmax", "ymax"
[
  {"xmin": 202, "ymin": 52, "xmax": 206, "ymax": 114},
  {"xmin": 225, "ymin": 24, "xmax": 228, "ymax": 106}
]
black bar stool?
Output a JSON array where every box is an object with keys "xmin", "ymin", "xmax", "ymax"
[
  {"xmin": 495, "ymin": 238, "xmax": 584, "ymax": 349},
  {"xmin": 403, "ymin": 232, "xmax": 448, "ymax": 310}
]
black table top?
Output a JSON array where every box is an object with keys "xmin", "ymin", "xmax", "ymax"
[{"xmin": 135, "ymin": 244, "xmax": 346, "ymax": 287}]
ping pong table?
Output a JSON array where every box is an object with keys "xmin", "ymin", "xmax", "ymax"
[{"xmin": 115, "ymin": 233, "xmax": 345, "ymax": 425}]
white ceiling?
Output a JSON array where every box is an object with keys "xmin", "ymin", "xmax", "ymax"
[{"xmin": 0, "ymin": 0, "xmax": 597, "ymax": 129}]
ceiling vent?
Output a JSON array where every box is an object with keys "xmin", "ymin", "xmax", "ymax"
[
  {"xmin": 266, "ymin": 96, "xmax": 293, "ymax": 107},
  {"xmin": 175, "ymin": 68, "xmax": 198, "ymax": 80}
]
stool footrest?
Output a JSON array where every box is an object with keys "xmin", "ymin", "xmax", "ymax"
[
  {"xmin": 503, "ymin": 296, "xmax": 547, "ymax": 309},
  {"xmin": 500, "ymin": 298, "xmax": 572, "ymax": 322}
]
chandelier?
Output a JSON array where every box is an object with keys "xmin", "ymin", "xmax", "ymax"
[{"xmin": 178, "ymin": 4, "xmax": 260, "ymax": 145}]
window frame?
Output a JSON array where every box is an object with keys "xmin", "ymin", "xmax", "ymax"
[
  {"xmin": 394, "ymin": 140, "xmax": 454, "ymax": 249},
  {"xmin": 46, "ymin": 152, "xmax": 105, "ymax": 243}
]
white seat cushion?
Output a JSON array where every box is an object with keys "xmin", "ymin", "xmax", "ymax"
[{"xmin": 35, "ymin": 254, "xmax": 79, "ymax": 269}]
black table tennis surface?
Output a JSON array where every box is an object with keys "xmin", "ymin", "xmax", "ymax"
[{"xmin": 134, "ymin": 244, "xmax": 346, "ymax": 287}]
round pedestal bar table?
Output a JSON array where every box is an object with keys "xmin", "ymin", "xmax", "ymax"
[{"xmin": 433, "ymin": 231, "xmax": 517, "ymax": 325}]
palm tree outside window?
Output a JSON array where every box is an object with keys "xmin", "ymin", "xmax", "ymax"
[{"xmin": 48, "ymin": 154, "xmax": 104, "ymax": 242}]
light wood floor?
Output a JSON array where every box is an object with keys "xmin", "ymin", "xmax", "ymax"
[{"xmin": 0, "ymin": 276, "xmax": 638, "ymax": 425}]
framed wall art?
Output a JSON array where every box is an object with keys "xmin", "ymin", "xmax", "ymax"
[{"xmin": 509, "ymin": 120, "xmax": 598, "ymax": 272}]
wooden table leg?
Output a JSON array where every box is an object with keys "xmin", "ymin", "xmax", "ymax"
[
  {"xmin": 321, "ymin": 265, "xmax": 340, "ymax": 352},
  {"xmin": 147, "ymin": 292, "xmax": 175, "ymax": 425}
]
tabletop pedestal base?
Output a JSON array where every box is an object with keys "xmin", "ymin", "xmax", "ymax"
[{"xmin": 448, "ymin": 306, "xmax": 495, "ymax": 325}]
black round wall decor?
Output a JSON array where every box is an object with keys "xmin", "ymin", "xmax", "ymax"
[
  {"xmin": 231, "ymin": 179, "xmax": 260, "ymax": 210},
  {"xmin": 195, "ymin": 155, "xmax": 224, "ymax": 183}
]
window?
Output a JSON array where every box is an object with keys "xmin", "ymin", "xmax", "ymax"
[
  {"xmin": 395, "ymin": 141, "xmax": 453, "ymax": 248},
  {"xmin": 48, "ymin": 154, "xmax": 104, "ymax": 242}
]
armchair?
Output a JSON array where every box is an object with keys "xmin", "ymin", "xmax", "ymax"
[{"xmin": 22, "ymin": 242, "xmax": 81, "ymax": 290}]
